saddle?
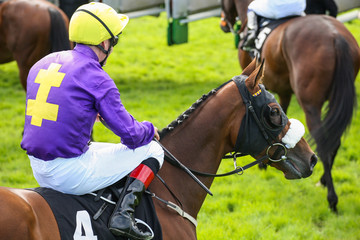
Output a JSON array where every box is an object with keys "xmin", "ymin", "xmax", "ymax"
[
  {"xmin": 30, "ymin": 180, "xmax": 163, "ymax": 240},
  {"xmin": 242, "ymin": 15, "xmax": 300, "ymax": 59}
]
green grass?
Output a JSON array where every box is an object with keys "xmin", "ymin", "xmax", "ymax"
[{"xmin": 0, "ymin": 13, "xmax": 360, "ymax": 239}]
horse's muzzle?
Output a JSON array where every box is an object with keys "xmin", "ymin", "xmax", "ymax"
[{"xmin": 310, "ymin": 154, "xmax": 318, "ymax": 172}]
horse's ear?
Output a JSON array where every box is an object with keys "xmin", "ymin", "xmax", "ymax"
[
  {"xmin": 246, "ymin": 58, "xmax": 265, "ymax": 91},
  {"xmin": 253, "ymin": 58, "xmax": 265, "ymax": 87},
  {"xmin": 242, "ymin": 58, "xmax": 257, "ymax": 76}
]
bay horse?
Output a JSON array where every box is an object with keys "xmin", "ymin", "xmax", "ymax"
[
  {"xmin": 0, "ymin": 0, "xmax": 71, "ymax": 91},
  {"xmin": 220, "ymin": 0, "xmax": 360, "ymax": 212},
  {"xmin": 0, "ymin": 61, "xmax": 317, "ymax": 239}
]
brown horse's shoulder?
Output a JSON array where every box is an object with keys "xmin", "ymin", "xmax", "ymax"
[{"xmin": 0, "ymin": 187, "xmax": 60, "ymax": 240}]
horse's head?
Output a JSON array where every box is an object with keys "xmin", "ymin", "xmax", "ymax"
[
  {"xmin": 220, "ymin": 0, "xmax": 252, "ymax": 34},
  {"xmin": 234, "ymin": 60, "xmax": 317, "ymax": 179},
  {"xmin": 220, "ymin": 0, "xmax": 238, "ymax": 33}
]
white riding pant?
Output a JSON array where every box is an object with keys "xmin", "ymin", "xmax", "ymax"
[
  {"xmin": 29, "ymin": 141, "xmax": 164, "ymax": 195},
  {"xmin": 248, "ymin": 0, "xmax": 306, "ymax": 19}
]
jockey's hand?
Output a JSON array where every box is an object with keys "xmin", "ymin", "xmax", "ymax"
[{"xmin": 154, "ymin": 127, "xmax": 160, "ymax": 141}]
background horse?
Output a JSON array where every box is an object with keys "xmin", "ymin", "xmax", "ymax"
[
  {"xmin": 221, "ymin": 0, "xmax": 360, "ymax": 212},
  {"xmin": 220, "ymin": 0, "xmax": 251, "ymax": 34},
  {"xmin": 0, "ymin": 61, "xmax": 317, "ymax": 239},
  {"xmin": 0, "ymin": 0, "xmax": 71, "ymax": 91}
]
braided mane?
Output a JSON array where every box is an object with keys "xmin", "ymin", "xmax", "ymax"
[{"xmin": 159, "ymin": 80, "xmax": 231, "ymax": 138}]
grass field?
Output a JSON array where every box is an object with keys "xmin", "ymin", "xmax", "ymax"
[{"xmin": 0, "ymin": 13, "xmax": 359, "ymax": 240}]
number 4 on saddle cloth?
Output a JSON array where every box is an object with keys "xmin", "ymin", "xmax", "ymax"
[
  {"xmin": 241, "ymin": 16, "xmax": 297, "ymax": 59},
  {"xmin": 31, "ymin": 179, "xmax": 162, "ymax": 240}
]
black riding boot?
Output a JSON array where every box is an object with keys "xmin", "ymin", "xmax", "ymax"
[
  {"xmin": 242, "ymin": 10, "xmax": 258, "ymax": 51},
  {"xmin": 108, "ymin": 164, "xmax": 155, "ymax": 240}
]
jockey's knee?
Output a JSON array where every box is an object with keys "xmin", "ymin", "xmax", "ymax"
[{"xmin": 148, "ymin": 140, "xmax": 164, "ymax": 167}]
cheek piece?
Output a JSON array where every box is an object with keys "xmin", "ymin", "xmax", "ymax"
[{"xmin": 281, "ymin": 119, "xmax": 305, "ymax": 149}]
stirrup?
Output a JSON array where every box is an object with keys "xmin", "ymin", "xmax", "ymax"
[
  {"xmin": 109, "ymin": 219, "xmax": 153, "ymax": 240},
  {"xmin": 241, "ymin": 39, "xmax": 255, "ymax": 51},
  {"xmin": 134, "ymin": 218, "xmax": 154, "ymax": 240}
]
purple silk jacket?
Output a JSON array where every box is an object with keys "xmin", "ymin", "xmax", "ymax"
[{"xmin": 21, "ymin": 44, "xmax": 155, "ymax": 160}]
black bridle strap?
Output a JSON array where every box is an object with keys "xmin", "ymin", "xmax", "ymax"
[
  {"xmin": 233, "ymin": 76, "xmax": 274, "ymax": 151},
  {"xmin": 163, "ymin": 77, "xmax": 287, "ymax": 178},
  {"xmin": 165, "ymin": 153, "xmax": 269, "ymax": 178},
  {"xmin": 248, "ymin": 104, "xmax": 272, "ymax": 145},
  {"xmin": 153, "ymin": 139, "xmax": 213, "ymax": 196}
]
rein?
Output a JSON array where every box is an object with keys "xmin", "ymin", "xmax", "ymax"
[
  {"xmin": 185, "ymin": 153, "xmax": 268, "ymax": 177},
  {"xmin": 99, "ymin": 75, "xmax": 289, "ymax": 226},
  {"xmin": 149, "ymin": 76, "xmax": 290, "ymax": 227},
  {"xmin": 154, "ymin": 138, "xmax": 213, "ymax": 196}
]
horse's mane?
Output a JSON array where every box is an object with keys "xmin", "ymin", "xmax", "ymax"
[{"xmin": 159, "ymin": 81, "xmax": 231, "ymax": 138}]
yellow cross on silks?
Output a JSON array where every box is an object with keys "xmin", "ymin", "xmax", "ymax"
[{"xmin": 26, "ymin": 63, "xmax": 65, "ymax": 127}]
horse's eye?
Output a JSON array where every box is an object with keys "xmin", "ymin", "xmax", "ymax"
[
  {"xmin": 262, "ymin": 105, "xmax": 284, "ymax": 130},
  {"xmin": 270, "ymin": 108, "xmax": 280, "ymax": 116},
  {"xmin": 269, "ymin": 107, "xmax": 282, "ymax": 126}
]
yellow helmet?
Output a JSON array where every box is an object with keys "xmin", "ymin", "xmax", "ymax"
[{"xmin": 69, "ymin": 2, "xmax": 129, "ymax": 45}]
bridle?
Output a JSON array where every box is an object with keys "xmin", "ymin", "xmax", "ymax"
[
  {"xmin": 220, "ymin": 1, "xmax": 247, "ymax": 42},
  {"xmin": 98, "ymin": 75, "xmax": 295, "ymax": 227},
  {"xmin": 162, "ymin": 75, "xmax": 290, "ymax": 181},
  {"xmin": 99, "ymin": 74, "xmax": 290, "ymax": 193},
  {"xmin": 148, "ymin": 75, "xmax": 293, "ymax": 226},
  {"xmin": 232, "ymin": 74, "xmax": 289, "ymax": 164}
]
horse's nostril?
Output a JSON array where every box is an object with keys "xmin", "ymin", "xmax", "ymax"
[{"xmin": 310, "ymin": 154, "xmax": 318, "ymax": 170}]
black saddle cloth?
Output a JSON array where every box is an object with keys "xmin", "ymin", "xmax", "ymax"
[
  {"xmin": 245, "ymin": 15, "xmax": 301, "ymax": 59},
  {"xmin": 31, "ymin": 183, "xmax": 163, "ymax": 240}
]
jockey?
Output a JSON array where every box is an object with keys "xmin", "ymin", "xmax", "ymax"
[
  {"xmin": 305, "ymin": 0, "xmax": 338, "ymax": 17},
  {"xmin": 242, "ymin": 0, "xmax": 306, "ymax": 50},
  {"xmin": 21, "ymin": 2, "xmax": 163, "ymax": 240},
  {"xmin": 59, "ymin": 0, "xmax": 89, "ymax": 19}
]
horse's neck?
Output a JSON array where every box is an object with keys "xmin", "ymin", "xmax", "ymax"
[
  {"xmin": 235, "ymin": 0, "xmax": 251, "ymax": 24},
  {"xmin": 159, "ymin": 82, "xmax": 244, "ymax": 216}
]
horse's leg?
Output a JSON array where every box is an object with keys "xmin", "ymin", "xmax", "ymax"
[
  {"xmin": 0, "ymin": 46, "xmax": 13, "ymax": 64},
  {"xmin": 238, "ymin": 49, "xmax": 252, "ymax": 69},
  {"xmin": 319, "ymin": 140, "xmax": 340, "ymax": 213},
  {"xmin": 296, "ymin": 86, "xmax": 341, "ymax": 213},
  {"xmin": 17, "ymin": 64, "xmax": 30, "ymax": 90},
  {"xmin": 14, "ymin": 47, "xmax": 47, "ymax": 91},
  {"xmin": 302, "ymin": 104, "xmax": 339, "ymax": 212},
  {"xmin": 278, "ymin": 93, "xmax": 292, "ymax": 114}
]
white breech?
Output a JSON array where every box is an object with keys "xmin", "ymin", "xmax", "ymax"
[{"xmin": 29, "ymin": 140, "xmax": 164, "ymax": 195}]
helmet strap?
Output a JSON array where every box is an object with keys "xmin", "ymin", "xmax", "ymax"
[{"xmin": 97, "ymin": 42, "xmax": 112, "ymax": 66}]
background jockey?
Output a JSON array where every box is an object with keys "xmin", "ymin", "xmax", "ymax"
[
  {"xmin": 59, "ymin": 0, "xmax": 89, "ymax": 19},
  {"xmin": 21, "ymin": 2, "xmax": 163, "ymax": 240},
  {"xmin": 242, "ymin": 0, "xmax": 306, "ymax": 50},
  {"xmin": 305, "ymin": 0, "xmax": 338, "ymax": 17}
]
